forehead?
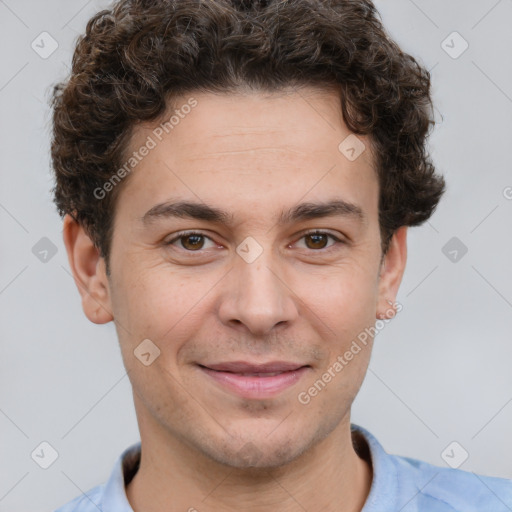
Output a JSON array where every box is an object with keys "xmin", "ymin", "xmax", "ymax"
[{"xmin": 115, "ymin": 87, "xmax": 378, "ymax": 225}]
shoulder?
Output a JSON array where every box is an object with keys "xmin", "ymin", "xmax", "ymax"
[
  {"xmin": 53, "ymin": 483, "xmax": 105, "ymax": 512},
  {"xmin": 53, "ymin": 441, "xmax": 140, "ymax": 512},
  {"xmin": 351, "ymin": 424, "xmax": 512, "ymax": 512},
  {"xmin": 392, "ymin": 454, "xmax": 512, "ymax": 511}
]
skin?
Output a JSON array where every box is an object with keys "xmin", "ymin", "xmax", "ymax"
[{"xmin": 63, "ymin": 86, "xmax": 407, "ymax": 512}]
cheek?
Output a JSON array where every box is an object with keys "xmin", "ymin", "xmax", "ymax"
[
  {"xmin": 298, "ymin": 260, "xmax": 378, "ymax": 334},
  {"xmin": 302, "ymin": 276, "xmax": 376, "ymax": 394},
  {"xmin": 111, "ymin": 262, "xmax": 212, "ymax": 339}
]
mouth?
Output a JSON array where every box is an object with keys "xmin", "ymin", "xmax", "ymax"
[{"xmin": 197, "ymin": 361, "xmax": 311, "ymax": 399}]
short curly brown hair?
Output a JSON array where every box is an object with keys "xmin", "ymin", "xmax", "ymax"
[{"xmin": 51, "ymin": 0, "xmax": 445, "ymax": 275}]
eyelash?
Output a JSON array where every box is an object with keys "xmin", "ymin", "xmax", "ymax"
[{"xmin": 164, "ymin": 230, "xmax": 345, "ymax": 253}]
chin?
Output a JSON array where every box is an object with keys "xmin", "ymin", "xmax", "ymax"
[
  {"xmin": 182, "ymin": 399, "xmax": 346, "ymax": 470},
  {"xmin": 196, "ymin": 427, "xmax": 315, "ymax": 470}
]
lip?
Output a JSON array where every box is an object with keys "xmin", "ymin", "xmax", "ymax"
[
  {"xmin": 202, "ymin": 361, "xmax": 307, "ymax": 373},
  {"xmin": 198, "ymin": 361, "xmax": 311, "ymax": 399}
]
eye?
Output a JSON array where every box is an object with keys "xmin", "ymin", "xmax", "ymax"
[
  {"xmin": 164, "ymin": 231, "xmax": 217, "ymax": 251},
  {"xmin": 294, "ymin": 230, "xmax": 344, "ymax": 251},
  {"xmin": 164, "ymin": 229, "xmax": 346, "ymax": 254}
]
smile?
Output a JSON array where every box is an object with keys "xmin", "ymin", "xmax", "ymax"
[{"xmin": 197, "ymin": 361, "xmax": 311, "ymax": 399}]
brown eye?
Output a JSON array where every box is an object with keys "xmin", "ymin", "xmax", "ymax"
[
  {"xmin": 305, "ymin": 233, "xmax": 329, "ymax": 250},
  {"xmin": 295, "ymin": 231, "xmax": 344, "ymax": 252},
  {"xmin": 165, "ymin": 231, "xmax": 216, "ymax": 251},
  {"xmin": 180, "ymin": 234, "xmax": 205, "ymax": 251}
]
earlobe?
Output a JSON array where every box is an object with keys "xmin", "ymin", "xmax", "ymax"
[
  {"xmin": 62, "ymin": 214, "xmax": 114, "ymax": 324},
  {"xmin": 376, "ymin": 226, "xmax": 407, "ymax": 319}
]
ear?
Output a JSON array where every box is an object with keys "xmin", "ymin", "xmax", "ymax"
[
  {"xmin": 376, "ymin": 226, "xmax": 407, "ymax": 319},
  {"xmin": 62, "ymin": 214, "xmax": 114, "ymax": 324}
]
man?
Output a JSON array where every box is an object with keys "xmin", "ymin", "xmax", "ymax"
[{"xmin": 52, "ymin": 0, "xmax": 512, "ymax": 511}]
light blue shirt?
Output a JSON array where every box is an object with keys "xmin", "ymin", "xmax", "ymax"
[{"xmin": 54, "ymin": 423, "xmax": 512, "ymax": 511}]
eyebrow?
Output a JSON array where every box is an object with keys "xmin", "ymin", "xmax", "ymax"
[{"xmin": 140, "ymin": 198, "xmax": 365, "ymax": 227}]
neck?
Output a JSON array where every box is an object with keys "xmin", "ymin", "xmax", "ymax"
[{"xmin": 126, "ymin": 416, "xmax": 372, "ymax": 512}]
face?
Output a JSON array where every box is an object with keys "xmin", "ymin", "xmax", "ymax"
[{"xmin": 65, "ymin": 86, "xmax": 406, "ymax": 469}]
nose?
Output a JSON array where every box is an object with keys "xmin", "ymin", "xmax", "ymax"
[{"xmin": 218, "ymin": 251, "xmax": 299, "ymax": 337}]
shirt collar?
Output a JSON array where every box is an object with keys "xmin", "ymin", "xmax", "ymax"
[
  {"xmin": 351, "ymin": 423, "xmax": 399, "ymax": 511},
  {"xmin": 100, "ymin": 423, "xmax": 397, "ymax": 511},
  {"xmin": 101, "ymin": 440, "xmax": 141, "ymax": 511}
]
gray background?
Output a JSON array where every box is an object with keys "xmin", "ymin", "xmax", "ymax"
[{"xmin": 1, "ymin": 0, "xmax": 511, "ymax": 510}]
